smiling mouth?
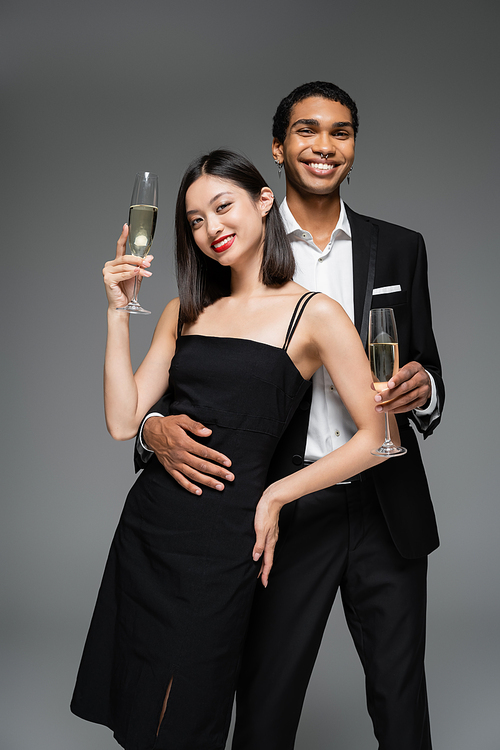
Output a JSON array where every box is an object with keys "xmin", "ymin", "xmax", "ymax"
[
  {"xmin": 304, "ymin": 161, "xmax": 339, "ymax": 172},
  {"xmin": 211, "ymin": 234, "xmax": 235, "ymax": 253}
]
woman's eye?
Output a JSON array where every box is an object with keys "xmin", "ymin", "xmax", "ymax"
[
  {"xmin": 190, "ymin": 217, "xmax": 202, "ymax": 228},
  {"xmin": 216, "ymin": 202, "xmax": 231, "ymax": 212}
]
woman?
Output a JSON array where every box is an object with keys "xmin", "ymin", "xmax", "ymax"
[{"xmin": 71, "ymin": 150, "xmax": 387, "ymax": 749}]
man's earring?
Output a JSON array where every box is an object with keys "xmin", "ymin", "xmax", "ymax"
[
  {"xmin": 274, "ymin": 158, "xmax": 283, "ymax": 179},
  {"xmin": 347, "ymin": 167, "xmax": 353, "ymax": 185}
]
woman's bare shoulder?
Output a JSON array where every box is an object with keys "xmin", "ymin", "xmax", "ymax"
[
  {"xmin": 305, "ymin": 292, "xmax": 349, "ymax": 320},
  {"xmin": 154, "ymin": 297, "xmax": 181, "ymax": 337}
]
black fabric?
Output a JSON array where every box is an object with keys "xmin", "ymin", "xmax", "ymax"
[
  {"xmin": 231, "ymin": 208, "xmax": 443, "ymax": 749},
  {"xmin": 267, "ymin": 206, "xmax": 443, "ymax": 558},
  {"xmin": 349, "ymin": 206, "xmax": 444, "ymax": 433},
  {"xmin": 232, "ymin": 478, "xmax": 432, "ymax": 750},
  {"xmin": 128, "ymin": 207, "xmax": 444, "ymax": 749},
  {"xmin": 71, "ymin": 335, "xmax": 312, "ymax": 749},
  {"xmin": 134, "ymin": 206, "xmax": 444, "ymax": 558}
]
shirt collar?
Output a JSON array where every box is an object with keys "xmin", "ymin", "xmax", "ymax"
[{"xmin": 280, "ymin": 197, "xmax": 351, "ymax": 242}]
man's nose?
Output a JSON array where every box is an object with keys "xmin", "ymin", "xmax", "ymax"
[{"xmin": 313, "ymin": 135, "xmax": 336, "ymax": 157}]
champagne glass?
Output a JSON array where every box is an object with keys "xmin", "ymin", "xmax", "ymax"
[
  {"xmin": 117, "ymin": 172, "xmax": 158, "ymax": 314},
  {"xmin": 369, "ymin": 308, "xmax": 407, "ymax": 457}
]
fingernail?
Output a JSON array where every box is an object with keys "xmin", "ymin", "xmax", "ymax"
[
  {"xmin": 376, "ymin": 406, "xmax": 383, "ymax": 412},
  {"xmin": 375, "ymin": 395, "xmax": 382, "ymax": 402},
  {"xmin": 223, "ymin": 460, "xmax": 231, "ymax": 467},
  {"xmin": 225, "ymin": 474, "xmax": 233, "ymax": 481},
  {"xmin": 215, "ymin": 483, "xmax": 224, "ymax": 491},
  {"xmin": 263, "ymin": 580, "xmax": 268, "ymax": 588},
  {"xmin": 253, "ymin": 552, "xmax": 261, "ymax": 561},
  {"xmin": 195, "ymin": 489, "xmax": 202, "ymax": 495},
  {"xmin": 200, "ymin": 428, "xmax": 211, "ymax": 434},
  {"xmin": 142, "ymin": 271, "xmax": 152, "ymax": 277}
]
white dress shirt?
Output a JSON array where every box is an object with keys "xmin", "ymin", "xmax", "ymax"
[{"xmin": 280, "ymin": 198, "xmax": 438, "ymax": 462}]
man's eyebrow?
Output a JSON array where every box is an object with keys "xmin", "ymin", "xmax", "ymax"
[
  {"xmin": 290, "ymin": 118, "xmax": 320, "ymax": 129},
  {"xmin": 186, "ymin": 192, "xmax": 234, "ymax": 216},
  {"xmin": 290, "ymin": 118, "xmax": 354, "ymax": 130}
]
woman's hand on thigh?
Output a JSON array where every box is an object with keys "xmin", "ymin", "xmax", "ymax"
[{"xmin": 253, "ymin": 488, "xmax": 283, "ymax": 587}]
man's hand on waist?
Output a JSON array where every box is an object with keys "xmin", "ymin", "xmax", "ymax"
[{"xmin": 143, "ymin": 415, "xmax": 234, "ymax": 495}]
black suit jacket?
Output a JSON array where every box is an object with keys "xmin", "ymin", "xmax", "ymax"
[{"xmin": 134, "ymin": 204, "xmax": 444, "ymax": 559}]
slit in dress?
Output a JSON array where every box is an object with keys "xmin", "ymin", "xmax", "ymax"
[{"xmin": 156, "ymin": 676, "xmax": 174, "ymax": 736}]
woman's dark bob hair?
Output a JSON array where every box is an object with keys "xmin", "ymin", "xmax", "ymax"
[{"xmin": 175, "ymin": 149, "xmax": 295, "ymax": 326}]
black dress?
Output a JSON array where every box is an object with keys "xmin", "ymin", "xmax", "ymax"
[{"xmin": 71, "ymin": 292, "xmax": 317, "ymax": 750}]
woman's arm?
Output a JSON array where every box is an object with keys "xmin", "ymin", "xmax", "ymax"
[
  {"xmin": 102, "ymin": 225, "xmax": 179, "ymax": 440},
  {"xmin": 254, "ymin": 294, "xmax": 389, "ymax": 584}
]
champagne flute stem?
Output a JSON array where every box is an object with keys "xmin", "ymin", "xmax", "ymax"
[
  {"xmin": 130, "ymin": 272, "xmax": 141, "ymax": 305},
  {"xmin": 383, "ymin": 412, "xmax": 392, "ymax": 448}
]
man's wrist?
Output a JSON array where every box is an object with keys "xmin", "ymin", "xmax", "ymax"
[
  {"xmin": 139, "ymin": 412, "xmax": 164, "ymax": 452},
  {"xmin": 413, "ymin": 370, "xmax": 437, "ymax": 416}
]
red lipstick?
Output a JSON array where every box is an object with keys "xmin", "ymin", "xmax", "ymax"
[{"xmin": 211, "ymin": 234, "xmax": 235, "ymax": 253}]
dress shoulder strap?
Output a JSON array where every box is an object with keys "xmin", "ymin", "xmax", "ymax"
[{"xmin": 282, "ymin": 291, "xmax": 319, "ymax": 352}]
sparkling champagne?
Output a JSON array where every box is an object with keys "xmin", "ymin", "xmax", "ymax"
[
  {"xmin": 369, "ymin": 342, "xmax": 399, "ymax": 392},
  {"xmin": 128, "ymin": 204, "xmax": 158, "ymax": 257}
]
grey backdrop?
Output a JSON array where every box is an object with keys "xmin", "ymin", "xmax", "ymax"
[{"xmin": 2, "ymin": 1, "xmax": 499, "ymax": 748}]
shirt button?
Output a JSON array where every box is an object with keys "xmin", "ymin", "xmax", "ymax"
[
  {"xmin": 335, "ymin": 430, "xmax": 341, "ymax": 437},
  {"xmin": 318, "ymin": 257, "xmax": 324, "ymax": 263},
  {"xmin": 302, "ymin": 233, "xmax": 308, "ymax": 239},
  {"xmin": 330, "ymin": 385, "xmax": 335, "ymax": 391},
  {"xmin": 292, "ymin": 454, "xmax": 303, "ymax": 466}
]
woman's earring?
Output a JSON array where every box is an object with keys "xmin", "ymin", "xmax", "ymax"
[
  {"xmin": 274, "ymin": 158, "xmax": 283, "ymax": 179},
  {"xmin": 347, "ymin": 167, "xmax": 353, "ymax": 185}
]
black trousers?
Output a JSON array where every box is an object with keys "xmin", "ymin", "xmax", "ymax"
[{"xmin": 231, "ymin": 474, "xmax": 432, "ymax": 750}]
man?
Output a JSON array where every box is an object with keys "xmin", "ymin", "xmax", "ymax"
[{"xmin": 135, "ymin": 82, "xmax": 444, "ymax": 749}]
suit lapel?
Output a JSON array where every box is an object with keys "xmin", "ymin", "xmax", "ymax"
[{"xmin": 346, "ymin": 204, "xmax": 378, "ymax": 348}]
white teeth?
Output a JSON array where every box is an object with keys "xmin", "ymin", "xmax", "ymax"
[
  {"xmin": 213, "ymin": 235, "xmax": 233, "ymax": 249},
  {"xmin": 308, "ymin": 162, "xmax": 336, "ymax": 171}
]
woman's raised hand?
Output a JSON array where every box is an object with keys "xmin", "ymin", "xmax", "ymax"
[{"xmin": 102, "ymin": 224, "xmax": 153, "ymax": 310}]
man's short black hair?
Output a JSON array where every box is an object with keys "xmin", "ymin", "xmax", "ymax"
[{"xmin": 273, "ymin": 81, "xmax": 359, "ymax": 143}]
